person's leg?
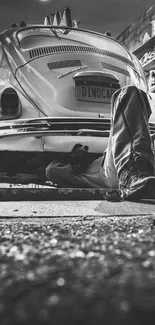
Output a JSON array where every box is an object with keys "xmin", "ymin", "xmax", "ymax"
[
  {"xmin": 46, "ymin": 85, "xmax": 155, "ymax": 197},
  {"xmin": 103, "ymin": 85, "xmax": 155, "ymax": 200}
]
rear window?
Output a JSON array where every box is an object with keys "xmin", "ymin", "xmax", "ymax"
[
  {"xmin": 17, "ymin": 27, "xmax": 131, "ymax": 59},
  {"xmin": 19, "ymin": 35, "xmax": 58, "ymax": 50}
]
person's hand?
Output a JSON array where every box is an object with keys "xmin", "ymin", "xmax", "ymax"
[{"xmin": 70, "ymin": 144, "xmax": 89, "ymax": 173}]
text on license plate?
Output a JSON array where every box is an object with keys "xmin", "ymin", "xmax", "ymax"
[{"xmin": 75, "ymin": 85, "xmax": 116, "ymax": 103}]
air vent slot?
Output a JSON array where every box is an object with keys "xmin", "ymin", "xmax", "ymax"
[{"xmin": 29, "ymin": 45, "xmax": 134, "ymax": 68}]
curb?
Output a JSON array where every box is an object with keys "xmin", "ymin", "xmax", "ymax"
[{"xmin": 0, "ymin": 187, "xmax": 107, "ymax": 201}]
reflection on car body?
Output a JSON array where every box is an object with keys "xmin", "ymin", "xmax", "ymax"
[{"xmin": 0, "ymin": 7, "xmax": 153, "ymax": 185}]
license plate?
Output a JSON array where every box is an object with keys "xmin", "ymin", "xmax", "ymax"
[{"xmin": 75, "ymin": 85, "xmax": 116, "ymax": 103}]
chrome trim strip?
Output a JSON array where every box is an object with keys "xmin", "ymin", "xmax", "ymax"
[
  {"xmin": 0, "ymin": 129, "xmax": 110, "ymax": 139},
  {"xmin": 58, "ymin": 65, "xmax": 87, "ymax": 78}
]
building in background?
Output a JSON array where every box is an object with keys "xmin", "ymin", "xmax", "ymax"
[
  {"xmin": 117, "ymin": 5, "xmax": 155, "ymax": 73},
  {"xmin": 117, "ymin": 5, "xmax": 155, "ymax": 109}
]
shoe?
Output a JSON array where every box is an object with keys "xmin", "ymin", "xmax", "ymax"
[
  {"xmin": 103, "ymin": 189, "xmax": 124, "ymax": 202},
  {"xmin": 119, "ymin": 158, "xmax": 155, "ymax": 200}
]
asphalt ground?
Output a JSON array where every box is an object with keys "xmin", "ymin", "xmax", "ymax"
[{"xmin": 0, "ymin": 196, "xmax": 155, "ymax": 325}]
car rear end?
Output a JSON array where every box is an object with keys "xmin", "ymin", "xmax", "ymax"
[
  {"xmin": 12, "ymin": 26, "xmax": 148, "ymax": 119},
  {"xmin": 0, "ymin": 26, "xmax": 151, "ymax": 185}
]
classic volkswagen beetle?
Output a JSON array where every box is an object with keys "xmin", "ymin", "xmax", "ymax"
[{"xmin": 0, "ymin": 8, "xmax": 154, "ymax": 185}]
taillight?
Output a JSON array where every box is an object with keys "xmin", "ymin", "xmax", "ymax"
[{"xmin": 0, "ymin": 88, "xmax": 21, "ymax": 119}]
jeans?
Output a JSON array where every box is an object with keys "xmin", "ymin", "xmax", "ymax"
[{"xmin": 46, "ymin": 86, "xmax": 154, "ymax": 188}]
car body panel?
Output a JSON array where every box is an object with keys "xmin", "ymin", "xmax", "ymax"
[{"xmin": 0, "ymin": 25, "xmax": 148, "ymax": 118}]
